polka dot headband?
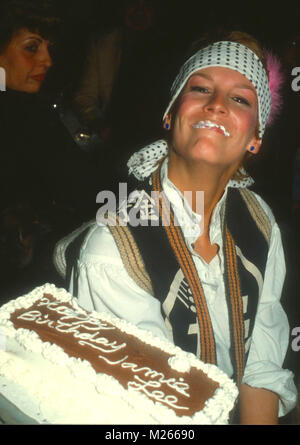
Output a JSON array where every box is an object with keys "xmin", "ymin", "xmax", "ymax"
[{"xmin": 163, "ymin": 41, "xmax": 271, "ymax": 139}]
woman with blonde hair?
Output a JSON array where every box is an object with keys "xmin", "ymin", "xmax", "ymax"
[{"xmin": 66, "ymin": 30, "xmax": 298, "ymax": 423}]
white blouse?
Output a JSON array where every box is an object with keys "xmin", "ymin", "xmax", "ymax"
[{"xmin": 69, "ymin": 158, "xmax": 297, "ymax": 416}]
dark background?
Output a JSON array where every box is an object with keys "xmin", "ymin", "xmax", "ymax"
[
  {"xmin": 48, "ymin": 0, "xmax": 300, "ymax": 199},
  {"xmin": 1, "ymin": 0, "xmax": 300, "ymax": 419}
]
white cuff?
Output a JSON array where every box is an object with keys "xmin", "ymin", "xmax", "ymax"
[{"xmin": 242, "ymin": 360, "xmax": 297, "ymax": 416}]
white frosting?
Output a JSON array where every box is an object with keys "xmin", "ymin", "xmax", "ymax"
[
  {"xmin": 0, "ymin": 284, "xmax": 238, "ymax": 424},
  {"xmin": 168, "ymin": 354, "xmax": 192, "ymax": 373}
]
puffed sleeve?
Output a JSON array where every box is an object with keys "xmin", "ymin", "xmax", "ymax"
[
  {"xmin": 69, "ymin": 224, "xmax": 173, "ymax": 342},
  {"xmin": 242, "ymin": 221, "xmax": 298, "ymax": 416}
]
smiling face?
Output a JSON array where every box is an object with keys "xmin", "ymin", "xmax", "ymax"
[
  {"xmin": 0, "ymin": 28, "xmax": 53, "ymax": 93},
  {"xmin": 165, "ymin": 66, "xmax": 261, "ymax": 178}
]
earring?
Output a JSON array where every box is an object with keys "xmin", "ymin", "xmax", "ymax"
[
  {"xmin": 165, "ymin": 123, "xmax": 170, "ymax": 130},
  {"xmin": 250, "ymin": 146, "xmax": 255, "ymax": 152}
]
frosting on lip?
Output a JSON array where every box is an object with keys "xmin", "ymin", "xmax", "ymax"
[{"xmin": 192, "ymin": 120, "xmax": 230, "ymax": 137}]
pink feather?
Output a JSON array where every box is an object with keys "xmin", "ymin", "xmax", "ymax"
[{"xmin": 264, "ymin": 50, "xmax": 285, "ymax": 125}]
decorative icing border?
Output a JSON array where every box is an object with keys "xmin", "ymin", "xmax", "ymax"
[{"xmin": 0, "ymin": 284, "xmax": 238, "ymax": 424}]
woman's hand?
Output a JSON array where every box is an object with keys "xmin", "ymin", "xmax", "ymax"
[{"xmin": 239, "ymin": 383, "xmax": 279, "ymax": 424}]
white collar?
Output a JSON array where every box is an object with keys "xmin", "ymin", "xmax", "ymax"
[
  {"xmin": 160, "ymin": 157, "xmax": 227, "ymax": 243},
  {"xmin": 127, "ymin": 139, "xmax": 255, "ymax": 189}
]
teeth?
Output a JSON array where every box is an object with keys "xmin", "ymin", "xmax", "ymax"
[{"xmin": 192, "ymin": 120, "xmax": 230, "ymax": 137}]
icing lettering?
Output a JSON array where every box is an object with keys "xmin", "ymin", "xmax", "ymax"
[
  {"xmin": 128, "ymin": 376, "xmax": 188, "ymax": 411},
  {"xmin": 120, "ymin": 362, "xmax": 190, "ymax": 397},
  {"xmin": 97, "ymin": 354, "xmax": 129, "ymax": 365},
  {"xmin": 16, "ymin": 298, "xmax": 192, "ymax": 411},
  {"xmin": 79, "ymin": 339, "xmax": 126, "ymax": 353}
]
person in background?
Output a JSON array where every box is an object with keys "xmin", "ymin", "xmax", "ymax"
[
  {"xmin": 0, "ymin": 0, "xmax": 103, "ymax": 302},
  {"xmin": 72, "ymin": 27, "xmax": 122, "ymax": 139}
]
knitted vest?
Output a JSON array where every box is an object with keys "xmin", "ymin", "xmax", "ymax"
[{"xmin": 104, "ymin": 169, "xmax": 271, "ymax": 386}]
